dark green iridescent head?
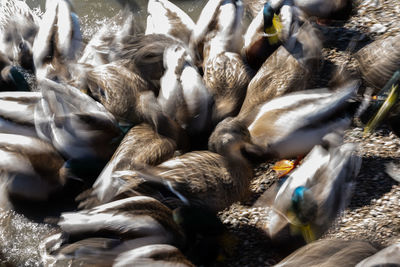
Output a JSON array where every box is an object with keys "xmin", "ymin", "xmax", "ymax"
[
  {"xmin": 263, "ymin": 2, "xmax": 275, "ymax": 28},
  {"xmin": 291, "ymin": 186, "xmax": 318, "ymax": 224}
]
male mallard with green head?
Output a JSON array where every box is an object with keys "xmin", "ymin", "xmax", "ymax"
[{"xmin": 257, "ymin": 133, "xmax": 361, "ymax": 242}]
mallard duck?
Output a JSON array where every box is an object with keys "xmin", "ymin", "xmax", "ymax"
[
  {"xmin": 106, "ymin": 117, "xmax": 264, "ymax": 214},
  {"xmin": 32, "ymin": 0, "xmax": 82, "ymax": 80},
  {"xmin": 196, "ymin": 0, "xmax": 252, "ymax": 126},
  {"xmin": 240, "ymin": 20, "xmax": 322, "ymax": 117},
  {"xmin": 77, "ymin": 123, "xmax": 181, "ymax": 209},
  {"xmin": 0, "ymin": 133, "xmax": 68, "ymax": 201},
  {"xmin": 159, "ymin": 44, "xmax": 212, "ymax": 138},
  {"xmin": 109, "ymin": 33, "xmax": 184, "ymax": 90},
  {"xmin": 145, "ymin": 0, "xmax": 195, "ymax": 45},
  {"xmin": 113, "ymin": 244, "xmax": 194, "ymax": 267},
  {"xmin": 274, "ymin": 239, "xmax": 378, "ymax": 267},
  {"xmin": 240, "ymin": 80, "xmax": 361, "ymax": 159},
  {"xmin": 257, "ymin": 133, "xmax": 361, "ymax": 242},
  {"xmin": 292, "ymin": 0, "xmax": 354, "ymax": 22},
  {"xmin": 34, "ymin": 78, "xmax": 122, "ymax": 163},
  {"xmin": 243, "ymin": 1, "xmax": 283, "ymax": 70},
  {"xmin": 355, "ymin": 34, "xmax": 400, "ymax": 94},
  {"xmin": 78, "ymin": 9, "xmax": 138, "ymax": 68},
  {"xmin": 0, "ymin": 0, "xmax": 40, "ymax": 71},
  {"xmin": 355, "ymin": 242, "xmax": 400, "ymax": 266},
  {"xmin": 40, "ymin": 196, "xmax": 186, "ymax": 266},
  {"xmin": 0, "ymin": 91, "xmax": 41, "ymax": 137}
]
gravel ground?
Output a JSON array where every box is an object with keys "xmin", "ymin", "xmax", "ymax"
[{"xmin": 214, "ymin": 1, "xmax": 400, "ymax": 266}]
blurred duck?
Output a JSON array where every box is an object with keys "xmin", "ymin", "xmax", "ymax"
[
  {"xmin": 108, "ymin": 33, "xmax": 184, "ymax": 90},
  {"xmin": 196, "ymin": 0, "xmax": 252, "ymax": 125},
  {"xmin": 240, "ymin": 80, "xmax": 361, "ymax": 159},
  {"xmin": 256, "ymin": 133, "xmax": 361, "ymax": 242},
  {"xmin": 113, "ymin": 244, "xmax": 194, "ymax": 267},
  {"xmin": 77, "ymin": 123, "xmax": 181, "ymax": 209},
  {"xmin": 34, "ymin": 78, "xmax": 122, "ymax": 164},
  {"xmin": 356, "ymin": 242, "xmax": 400, "ymax": 266},
  {"xmin": 0, "ymin": 51, "xmax": 31, "ymax": 91},
  {"xmin": 190, "ymin": 0, "xmax": 245, "ymax": 64},
  {"xmin": 159, "ymin": 44, "xmax": 212, "ymax": 139},
  {"xmin": 41, "ymin": 196, "xmax": 185, "ymax": 266},
  {"xmin": 240, "ymin": 20, "xmax": 321, "ymax": 116},
  {"xmin": 33, "ymin": 0, "xmax": 82, "ymax": 80},
  {"xmin": 0, "ymin": 91, "xmax": 41, "ymax": 137},
  {"xmin": 354, "ymin": 34, "xmax": 400, "ymax": 94},
  {"xmin": 0, "ymin": 133, "xmax": 67, "ymax": 202},
  {"xmin": 78, "ymin": 10, "xmax": 138, "ymax": 68},
  {"xmin": 0, "ymin": 0, "xmax": 40, "ymax": 72},
  {"xmin": 145, "ymin": 0, "xmax": 195, "ymax": 45},
  {"xmin": 107, "ymin": 117, "xmax": 265, "ymax": 214},
  {"xmin": 274, "ymin": 239, "xmax": 378, "ymax": 267}
]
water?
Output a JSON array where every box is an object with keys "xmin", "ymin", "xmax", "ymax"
[
  {"xmin": 25, "ymin": 0, "xmax": 208, "ymax": 40},
  {"xmin": 1, "ymin": 0, "xmax": 209, "ymax": 266}
]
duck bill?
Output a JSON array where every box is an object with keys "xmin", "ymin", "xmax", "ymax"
[
  {"xmin": 364, "ymin": 84, "xmax": 400, "ymax": 134},
  {"xmin": 289, "ymin": 223, "xmax": 316, "ymax": 243}
]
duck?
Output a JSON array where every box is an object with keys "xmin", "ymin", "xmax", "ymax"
[
  {"xmin": 158, "ymin": 44, "xmax": 213, "ymax": 140},
  {"xmin": 76, "ymin": 122, "xmax": 182, "ymax": 209},
  {"xmin": 78, "ymin": 9, "xmax": 138, "ymax": 68},
  {"xmin": 103, "ymin": 116, "xmax": 265, "ymax": 214},
  {"xmin": 40, "ymin": 196, "xmax": 186, "ymax": 266},
  {"xmin": 256, "ymin": 132, "xmax": 361, "ymax": 242},
  {"xmin": 240, "ymin": 20, "xmax": 322, "ymax": 117},
  {"xmin": 0, "ymin": 50, "xmax": 31, "ymax": 92},
  {"xmin": 0, "ymin": 0, "xmax": 40, "ymax": 72},
  {"xmin": 32, "ymin": 0, "xmax": 82, "ymax": 81},
  {"xmin": 354, "ymin": 34, "xmax": 400, "ymax": 94},
  {"xmin": 274, "ymin": 239, "xmax": 378, "ymax": 267},
  {"xmin": 243, "ymin": 1, "xmax": 283, "ymax": 70},
  {"xmin": 0, "ymin": 133, "xmax": 68, "ymax": 202},
  {"xmin": 196, "ymin": 0, "xmax": 252, "ymax": 126},
  {"xmin": 0, "ymin": 91, "xmax": 41, "ymax": 137},
  {"xmin": 145, "ymin": 0, "xmax": 195, "ymax": 45},
  {"xmin": 239, "ymin": 79, "xmax": 361, "ymax": 159},
  {"xmin": 112, "ymin": 244, "xmax": 194, "ymax": 267},
  {"xmin": 34, "ymin": 78, "xmax": 122, "ymax": 164},
  {"xmin": 355, "ymin": 242, "xmax": 400, "ymax": 266}
]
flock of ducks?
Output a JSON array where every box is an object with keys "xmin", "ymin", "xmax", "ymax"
[{"xmin": 0, "ymin": 0, "xmax": 400, "ymax": 266}]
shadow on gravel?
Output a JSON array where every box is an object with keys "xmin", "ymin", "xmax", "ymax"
[{"xmin": 348, "ymin": 156, "xmax": 399, "ymax": 210}]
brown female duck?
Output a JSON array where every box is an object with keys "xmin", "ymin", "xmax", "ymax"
[
  {"xmin": 195, "ymin": 0, "xmax": 252, "ymax": 126},
  {"xmin": 104, "ymin": 117, "xmax": 264, "ymax": 214},
  {"xmin": 41, "ymin": 196, "xmax": 186, "ymax": 266},
  {"xmin": 274, "ymin": 239, "xmax": 377, "ymax": 267},
  {"xmin": 0, "ymin": 133, "xmax": 67, "ymax": 201},
  {"xmin": 239, "ymin": 20, "xmax": 322, "ymax": 118},
  {"xmin": 77, "ymin": 123, "xmax": 182, "ymax": 209}
]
